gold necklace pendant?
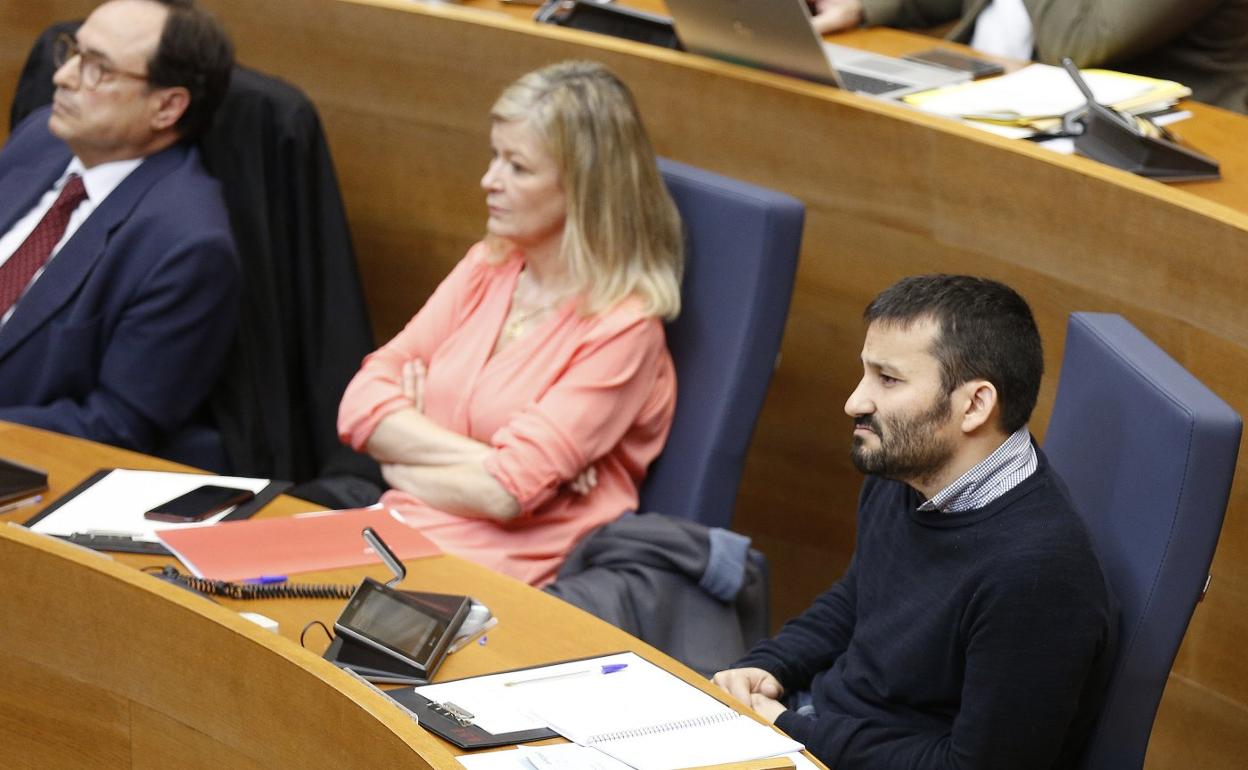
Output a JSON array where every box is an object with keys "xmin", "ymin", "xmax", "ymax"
[
  {"xmin": 502, "ymin": 315, "xmax": 526, "ymax": 341},
  {"xmin": 502, "ymin": 304, "xmax": 548, "ymax": 341},
  {"xmin": 504, "ymin": 270, "xmax": 566, "ymax": 343}
]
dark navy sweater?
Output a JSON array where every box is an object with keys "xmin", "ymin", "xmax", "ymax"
[{"xmin": 738, "ymin": 455, "xmax": 1118, "ymax": 769}]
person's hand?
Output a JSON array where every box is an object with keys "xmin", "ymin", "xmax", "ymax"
[
  {"xmin": 568, "ymin": 465, "xmax": 597, "ymax": 496},
  {"xmin": 811, "ymin": 0, "xmax": 864, "ymax": 34},
  {"xmin": 711, "ymin": 667, "xmax": 785, "ymax": 709},
  {"xmin": 402, "ymin": 358, "xmax": 426, "ymax": 412},
  {"xmin": 749, "ymin": 692, "xmax": 788, "ymax": 724}
]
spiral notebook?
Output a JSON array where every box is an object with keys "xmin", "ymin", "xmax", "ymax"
[{"xmin": 515, "ymin": 652, "xmax": 802, "ymax": 770}]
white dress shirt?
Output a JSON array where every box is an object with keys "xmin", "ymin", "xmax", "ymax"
[
  {"xmin": 970, "ymin": 0, "xmax": 1035, "ymax": 61},
  {"xmin": 0, "ymin": 156, "xmax": 142, "ymax": 325}
]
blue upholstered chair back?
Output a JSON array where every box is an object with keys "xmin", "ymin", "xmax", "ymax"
[
  {"xmin": 637, "ymin": 159, "xmax": 804, "ymax": 528},
  {"xmin": 1044, "ymin": 313, "xmax": 1241, "ymax": 770}
]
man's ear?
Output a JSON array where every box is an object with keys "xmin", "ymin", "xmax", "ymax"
[
  {"xmin": 958, "ymin": 379, "xmax": 998, "ymax": 434},
  {"xmin": 149, "ymin": 86, "xmax": 190, "ymax": 132}
]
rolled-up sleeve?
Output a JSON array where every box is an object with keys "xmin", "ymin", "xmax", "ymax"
[
  {"xmin": 483, "ymin": 315, "xmax": 673, "ymax": 515},
  {"xmin": 338, "ymin": 246, "xmax": 491, "ymax": 450}
]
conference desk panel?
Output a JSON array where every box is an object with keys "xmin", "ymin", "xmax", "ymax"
[
  {"xmin": 0, "ymin": 422, "xmax": 805, "ymax": 770},
  {"xmin": 2, "ymin": 1, "xmax": 1247, "ymax": 767}
]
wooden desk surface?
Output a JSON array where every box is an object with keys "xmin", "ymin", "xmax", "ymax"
[
  {"xmin": 0, "ymin": 421, "xmax": 810, "ymax": 769},
  {"xmin": 450, "ymin": 0, "xmax": 1248, "ymax": 214},
  {"xmin": 0, "ymin": 421, "xmax": 642, "ymax": 670}
]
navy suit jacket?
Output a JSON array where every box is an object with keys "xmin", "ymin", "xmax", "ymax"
[{"xmin": 0, "ymin": 106, "xmax": 240, "ymax": 453}]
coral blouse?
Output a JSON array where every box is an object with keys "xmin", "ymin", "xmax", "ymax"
[{"xmin": 338, "ymin": 243, "xmax": 676, "ymax": 586}]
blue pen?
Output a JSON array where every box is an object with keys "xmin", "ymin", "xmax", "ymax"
[
  {"xmin": 244, "ymin": 575, "xmax": 288, "ymax": 584},
  {"xmin": 504, "ymin": 662, "xmax": 629, "ymax": 687}
]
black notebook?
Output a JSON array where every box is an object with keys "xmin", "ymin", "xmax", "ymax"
[{"xmin": 0, "ymin": 457, "xmax": 48, "ymax": 507}]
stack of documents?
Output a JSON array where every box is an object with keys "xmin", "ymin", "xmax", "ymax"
[
  {"xmin": 408, "ymin": 652, "xmax": 802, "ymax": 770},
  {"xmin": 25, "ymin": 469, "xmax": 277, "ymax": 548},
  {"xmin": 903, "ymin": 63, "xmax": 1190, "ymax": 137}
]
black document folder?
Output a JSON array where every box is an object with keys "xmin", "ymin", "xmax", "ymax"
[
  {"xmin": 0, "ymin": 457, "xmax": 48, "ymax": 506},
  {"xmin": 386, "ymin": 687, "xmax": 558, "ymax": 750}
]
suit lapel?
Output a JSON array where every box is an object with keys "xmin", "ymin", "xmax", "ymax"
[
  {"xmin": 0, "ymin": 143, "xmax": 186, "ymax": 363},
  {"xmin": 0, "ymin": 143, "xmax": 69, "ymax": 237}
]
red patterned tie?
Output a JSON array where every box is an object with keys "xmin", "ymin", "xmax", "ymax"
[{"xmin": 0, "ymin": 173, "xmax": 88, "ymax": 317}]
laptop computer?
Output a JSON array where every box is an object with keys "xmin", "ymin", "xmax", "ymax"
[{"xmin": 664, "ymin": 0, "xmax": 971, "ymax": 98}]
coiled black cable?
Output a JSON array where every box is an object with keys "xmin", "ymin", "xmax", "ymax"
[{"xmin": 146, "ymin": 565, "xmax": 354, "ymax": 600}]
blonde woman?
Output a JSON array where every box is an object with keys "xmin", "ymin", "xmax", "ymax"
[{"xmin": 338, "ymin": 61, "xmax": 683, "ymax": 587}]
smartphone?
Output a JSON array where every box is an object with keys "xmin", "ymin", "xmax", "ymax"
[
  {"xmin": 903, "ymin": 48, "xmax": 1005, "ymax": 80},
  {"xmin": 144, "ymin": 484, "xmax": 255, "ymax": 523}
]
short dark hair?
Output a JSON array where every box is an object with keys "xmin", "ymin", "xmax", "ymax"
[
  {"xmin": 864, "ymin": 274, "xmax": 1043, "ymax": 434},
  {"xmin": 145, "ymin": 0, "xmax": 233, "ymax": 141}
]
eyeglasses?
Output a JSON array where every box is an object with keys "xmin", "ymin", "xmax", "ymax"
[{"xmin": 53, "ymin": 33, "xmax": 149, "ymax": 90}]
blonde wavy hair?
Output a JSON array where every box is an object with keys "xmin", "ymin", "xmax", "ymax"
[{"xmin": 488, "ymin": 60, "xmax": 684, "ymax": 320}]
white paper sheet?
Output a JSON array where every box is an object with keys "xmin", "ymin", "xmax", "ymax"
[
  {"xmin": 427, "ymin": 652, "xmax": 801, "ymax": 770},
  {"xmin": 417, "ymin": 653, "xmax": 677, "ymax": 738},
  {"xmin": 457, "ymin": 744, "xmax": 632, "ymax": 770},
  {"xmin": 456, "ymin": 746, "xmax": 818, "ymax": 770},
  {"xmin": 511, "ymin": 653, "xmax": 802, "ymax": 770},
  {"xmin": 909, "ymin": 64, "xmax": 1163, "ymax": 120},
  {"xmin": 27, "ymin": 469, "xmax": 271, "ymax": 542}
]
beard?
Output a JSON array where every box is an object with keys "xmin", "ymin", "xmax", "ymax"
[{"xmin": 851, "ymin": 392, "xmax": 957, "ymax": 484}]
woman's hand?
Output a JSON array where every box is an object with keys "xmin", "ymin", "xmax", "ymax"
[
  {"xmin": 401, "ymin": 358, "xmax": 426, "ymax": 412},
  {"xmin": 366, "ymin": 357, "xmax": 493, "ymax": 467},
  {"xmin": 567, "ymin": 465, "xmax": 598, "ymax": 496}
]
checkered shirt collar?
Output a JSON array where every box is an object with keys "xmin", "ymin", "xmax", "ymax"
[{"xmin": 918, "ymin": 426, "xmax": 1037, "ymax": 513}]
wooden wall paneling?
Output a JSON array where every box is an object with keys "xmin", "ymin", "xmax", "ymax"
[{"xmin": 0, "ymin": 1, "xmax": 82, "ymax": 127}]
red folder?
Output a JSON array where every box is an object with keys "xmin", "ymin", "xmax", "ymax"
[{"xmin": 157, "ymin": 506, "xmax": 441, "ymax": 580}]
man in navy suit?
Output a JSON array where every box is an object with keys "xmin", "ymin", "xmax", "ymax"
[{"xmin": 0, "ymin": 0, "xmax": 239, "ymax": 454}]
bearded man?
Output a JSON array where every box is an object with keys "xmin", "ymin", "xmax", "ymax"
[{"xmin": 713, "ymin": 275, "xmax": 1118, "ymax": 769}]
